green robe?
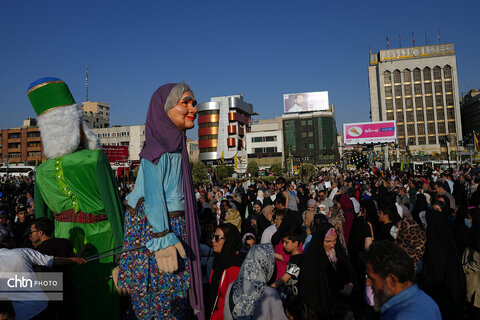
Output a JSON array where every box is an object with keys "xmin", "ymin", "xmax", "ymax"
[{"xmin": 35, "ymin": 149, "xmax": 124, "ymax": 320}]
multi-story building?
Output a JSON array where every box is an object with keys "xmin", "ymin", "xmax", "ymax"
[
  {"xmin": 246, "ymin": 117, "xmax": 283, "ymax": 169},
  {"xmin": 81, "ymin": 101, "xmax": 110, "ymax": 128},
  {"xmin": 93, "ymin": 125, "xmax": 145, "ymax": 161},
  {"xmin": 368, "ymin": 43, "xmax": 462, "ymax": 155},
  {"xmin": 461, "ymin": 90, "xmax": 480, "ymax": 143},
  {"xmin": 0, "ymin": 118, "xmax": 45, "ymax": 166},
  {"xmin": 197, "ymin": 95, "xmax": 254, "ymax": 171},
  {"xmin": 186, "ymin": 138, "xmax": 199, "ymax": 162},
  {"xmin": 282, "ymin": 107, "xmax": 339, "ymax": 166}
]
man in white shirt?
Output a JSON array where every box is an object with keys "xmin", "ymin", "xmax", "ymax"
[{"xmin": 0, "ymin": 245, "xmax": 86, "ymax": 320}]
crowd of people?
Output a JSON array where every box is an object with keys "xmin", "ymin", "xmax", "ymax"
[
  {"xmin": 196, "ymin": 162, "xmax": 480, "ymax": 320},
  {"xmin": 1, "ymin": 160, "xmax": 480, "ymax": 319}
]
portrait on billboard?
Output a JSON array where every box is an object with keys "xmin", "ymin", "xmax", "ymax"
[{"xmin": 283, "ymin": 91, "xmax": 329, "ymax": 113}]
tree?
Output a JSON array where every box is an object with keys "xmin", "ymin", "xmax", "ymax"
[
  {"xmin": 214, "ymin": 163, "xmax": 229, "ymax": 182},
  {"xmin": 270, "ymin": 162, "xmax": 284, "ymax": 176},
  {"xmin": 302, "ymin": 163, "xmax": 316, "ymax": 178},
  {"xmin": 226, "ymin": 165, "xmax": 235, "ymax": 177},
  {"xmin": 246, "ymin": 160, "xmax": 260, "ymax": 177},
  {"xmin": 191, "ymin": 160, "xmax": 208, "ymax": 184}
]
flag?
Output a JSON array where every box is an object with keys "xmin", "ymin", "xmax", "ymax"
[
  {"xmin": 221, "ymin": 150, "xmax": 224, "ymax": 164},
  {"xmin": 437, "ymin": 29, "xmax": 441, "ymax": 44},
  {"xmin": 398, "ymin": 34, "xmax": 402, "ymax": 48},
  {"xmin": 475, "ymin": 133, "xmax": 479, "ymax": 153},
  {"xmin": 386, "ymin": 35, "xmax": 389, "ymax": 48},
  {"xmin": 412, "ymin": 32, "xmax": 415, "ymax": 46},
  {"xmin": 234, "ymin": 153, "xmax": 238, "ymax": 170}
]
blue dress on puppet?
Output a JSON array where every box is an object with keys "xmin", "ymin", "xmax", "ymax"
[{"xmin": 118, "ymin": 83, "xmax": 204, "ymax": 320}]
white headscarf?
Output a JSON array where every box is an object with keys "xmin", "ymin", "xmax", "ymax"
[{"xmin": 231, "ymin": 243, "xmax": 274, "ymax": 319}]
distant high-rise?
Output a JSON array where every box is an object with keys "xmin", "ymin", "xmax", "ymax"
[
  {"xmin": 197, "ymin": 95, "xmax": 254, "ymax": 170},
  {"xmin": 368, "ymin": 43, "xmax": 462, "ymax": 155}
]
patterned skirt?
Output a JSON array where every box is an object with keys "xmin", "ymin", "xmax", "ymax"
[{"xmin": 118, "ymin": 198, "xmax": 190, "ymax": 319}]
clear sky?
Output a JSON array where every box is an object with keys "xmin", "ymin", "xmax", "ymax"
[{"xmin": 1, "ymin": 0, "xmax": 479, "ymax": 140}]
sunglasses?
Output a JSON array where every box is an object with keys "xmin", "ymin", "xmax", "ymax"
[{"xmin": 212, "ymin": 234, "xmax": 226, "ymax": 242}]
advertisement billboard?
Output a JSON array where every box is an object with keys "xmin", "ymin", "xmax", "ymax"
[
  {"xmin": 343, "ymin": 121, "xmax": 396, "ymax": 145},
  {"xmin": 283, "ymin": 91, "xmax": 329, "ymax": 113},
  {"xmin": 102, "ymin": 145, "xmax": 129, "ymax": 162}
]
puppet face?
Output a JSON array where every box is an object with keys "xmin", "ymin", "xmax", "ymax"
[{"xmin": 168, "ymin": 91, "xmax": 198, "ymax": 131}]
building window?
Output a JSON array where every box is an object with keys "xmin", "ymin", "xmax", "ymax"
[
  {"xmin": 307, "ymin": 120, "xmax": 312, "ymax": 125},
  {"xmin": 308, "ymin": 132, "xmax": 313, "ymax": 137},
  {"xmin": 301, "ymin": 132, "xmax": 307, "ymax": 138},
  {"xmin": 413, "ymin": 68, "xmax": 421, "ymax": 82},
  {"xmin": 8, "ymin": 143, "xmax": 20, "ymax": 149},
  {"xmin": 384, "ymin": 71, "xmax": 392, "ymax": 85},
  {"xmin": 444, "ymin": 65, "xmax": 452, "ymax": 80},
  {"xmin": 423, "ymin": 67, "xmax": 431, "ymax": 82},
  {"xmin": 301, "ymin": 120, "xmax": 306, "ymax": 126},
  {"xmin": 8, "ymin": 133, "xmax": 21, "ymax": 139},
  {"xmin": 200, "ymin": 147, "xmax": 216, "ymax": 153},
  {"xmin": 309, "ymin": 143, "xmax": 314, "ymax": 149},
  {"xmin": 199, "ymin": 135, "xmax": 217, "ymax": 140},
  {"xmin": 198, "ymin": 110, "xmax": 219, "ymax": 116},
  {"xmin": 27, "ymin": 142, "xmax": 41, "ymax": 147},
  {"xmin": 27, "ymin": 132, "xmax": 40, "ymax": 138}
]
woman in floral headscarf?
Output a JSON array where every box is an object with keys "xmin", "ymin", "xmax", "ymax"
[{"xmin": 223, "ymin": 243, "xmax": 287, "ymax": 320}]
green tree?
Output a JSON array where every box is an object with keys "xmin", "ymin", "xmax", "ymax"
[
  {"xmin": 270, "ymin": 162, "xmax": 284, "ymax": 176},
  {"xmin": 214, "ymin": 163, "xmax": 229, "ymax": 182},
  {"xmin": 191, "ymin": 160, "xmax": 208, "ymax": 184},
  {"xmin": 246, "ymin": 160, "xmax": 260, "ymax": 177},
  {"xmin": 226, "ymin": 165, "xmax": 235, "ymax": 177},
  {"xmin": 302, "ymin": 163, "xmax": 316, "ymax": 178}
]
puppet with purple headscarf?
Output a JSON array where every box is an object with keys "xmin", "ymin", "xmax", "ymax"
[{"xmin": 117, "ymin": 83, "xmax": 204, "ymax": 319}]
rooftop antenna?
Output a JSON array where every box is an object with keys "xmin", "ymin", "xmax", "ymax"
[{"xmin": 86, "ymin": 66, "xmax": 89, "ymax": 102}]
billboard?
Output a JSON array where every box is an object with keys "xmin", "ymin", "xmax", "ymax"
[
  {"xmin": 343, "ymin": 121, "xmax": 396, "ymax": 145},
  {"xmin": 284, "ymin": 91, "xmax": 329, "ymax": 113},
  {"xmin": 102, "ymin": 145, "xmax": 129, "ymax": 162}
]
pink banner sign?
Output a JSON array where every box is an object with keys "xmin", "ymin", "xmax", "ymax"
[{"xmin": 343, "ymin": 121, "xmax": 396, "ymax": 145}]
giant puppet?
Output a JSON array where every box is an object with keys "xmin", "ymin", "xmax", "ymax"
[
  {"xmin": 117, "ymin": 83, "xmax": 204, "ymax": 319},
  {"xmin": 27, "ymin": 77, "xmax": 124, "ymax": 319}
]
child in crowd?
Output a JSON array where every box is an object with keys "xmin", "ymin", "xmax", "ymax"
[{"xmin": 272, "ymin": 226, "xmax": 304, "ymax": 300}]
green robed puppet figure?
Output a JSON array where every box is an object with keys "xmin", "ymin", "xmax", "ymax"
[{"xmin": 27, "ymin": 77, "xmax": 124, "ymax": 319}]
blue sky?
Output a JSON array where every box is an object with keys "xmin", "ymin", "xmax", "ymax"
[{"xmin": 1, "ymin": 0, "xmax": 479, "ymax": 140}]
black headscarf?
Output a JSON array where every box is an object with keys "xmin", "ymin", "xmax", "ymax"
[
  {"xmin": 420, "ymin": 208, "xmax": 466, "ymax": 319},
  {"xmin": 412, "ymin": 193, "xmax": 429, "ymax": 228},
  {"xmin": 299, "ymin": 222, "xmax": 355, "ymax": 320},
  {"xmin": 209, "ymin": 223, "xmax": 243, "ymax": 314},
  {"xmin": 271, "ymin": 209, "xmax": 302, "ymax": 246}
]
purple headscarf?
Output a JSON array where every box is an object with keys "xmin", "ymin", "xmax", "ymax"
[{"xmin": 140, "ymin": 83, "xmax": 204, "ymax": 319}]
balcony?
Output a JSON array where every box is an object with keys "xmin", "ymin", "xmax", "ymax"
[
  {"xmin": 227, "ymin": 138, "xmax": 236, "ymax": 147},
  {"xmin": 238, "ymin": 127, "xmax": 245, "ymax": 136},
  {"xmin": 227, "ymin": 125, "xmax": 237, "ymax": 134},
  {"xmin": 198, "ymin": 127, "xmax": 218, "ymax": 136},
  {"xmin": 238, "ymin": 139, "xmax": 243, "ymax": 148},
  {"xmin": 198, "ymin": 139, "xmax": 218, "ymax": 148},
  {"xmin": 198, "ymin": 114, "xmax": 219, "ymax": 124}
]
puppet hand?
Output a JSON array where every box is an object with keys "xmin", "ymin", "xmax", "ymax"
[
  {"xmin": 154, "ymin": 242, "xmax": 186, "ymax": 273},
  {"xmin": 112, "ymin": 266, "xmax": 130, "ymax": 296}
]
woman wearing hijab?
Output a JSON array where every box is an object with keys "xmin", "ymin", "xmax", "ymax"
[
  {"xmin": 462, "ymin": 208, "xmax": 480, "ymax": 319},
  {"xmin": 224, "ymin": 243, "xmax": 287, "ymax": 320},
  {"xmin": 299, "ymin": 222, "xmax": 356, "ymax": 319},
  {"xmin": 419, "ymin": 201, "xmax": 466, "ymax": 320},
  {"xmin": 412, "ymin": 193, "xmax": 429, "ymax": 229},
  {"xmin": 118, "ymin": 83, "xmax": 204, "ymax": 319},
  {"xmin": 329, "ymin": 195, "xmax": 347, "ymax": 249},
  {"xmin": 210, "ymin": 223, "xmax": 243, "ymax": 320},
  {"xmin": 256, "ymin": 205, "xmax": 274, "ymax": 243},
  {"xmin": 338, "ymin": 194, "xmax": 355, "ymax": 245}
]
